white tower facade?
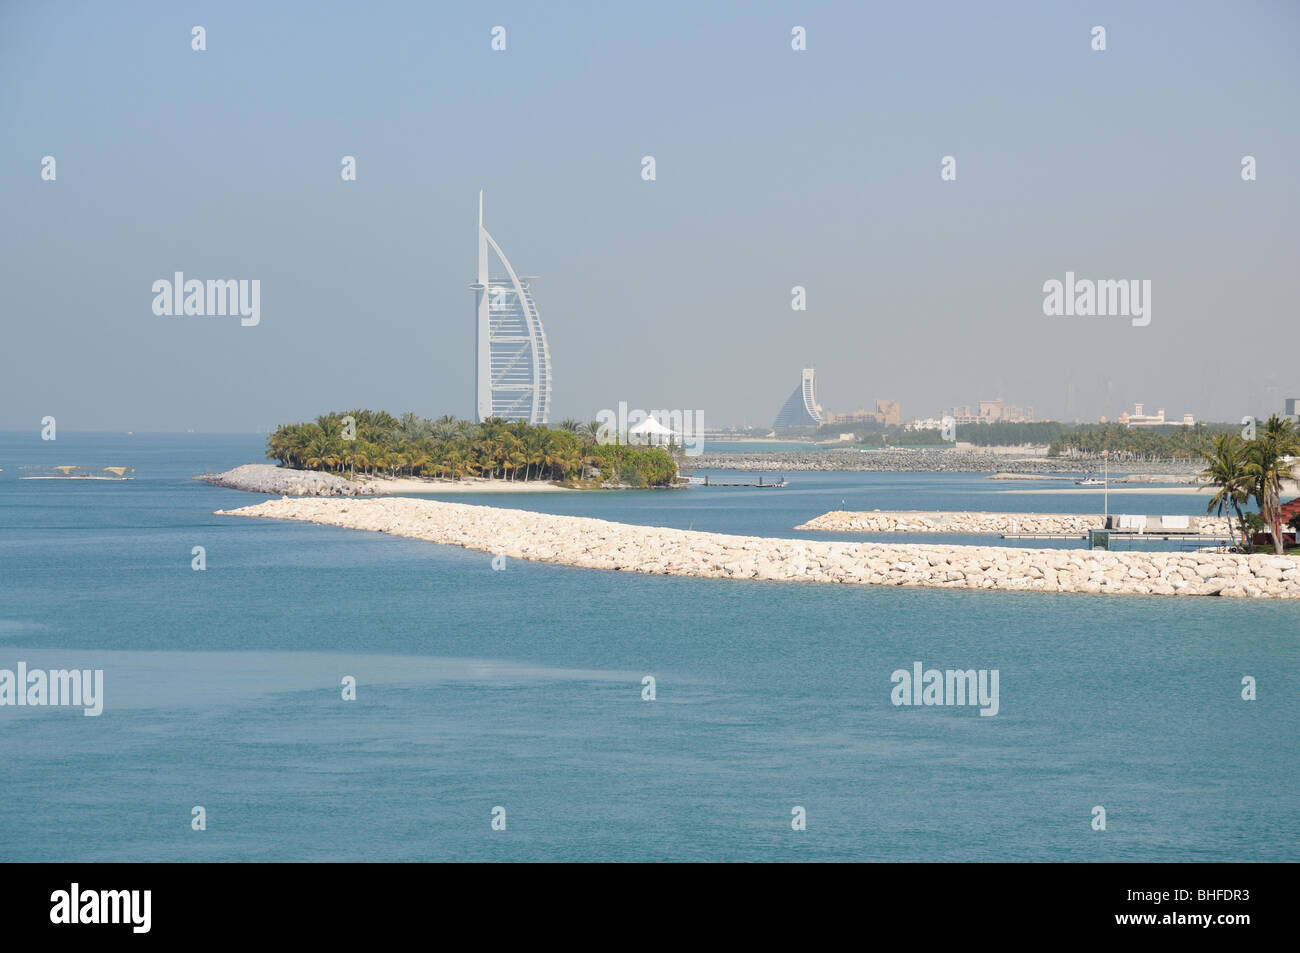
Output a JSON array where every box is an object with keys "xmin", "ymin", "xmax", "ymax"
[
  {"xmin": 772, "ymin": 367, "xmax": 825, "ymax": 429},
  {"xmin": 472, "ymin": 191, "xmax": 552, "ymax": 424}
]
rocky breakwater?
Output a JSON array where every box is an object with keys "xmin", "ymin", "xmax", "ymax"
[
  {"xmin": 197, "ymin": 464, "xmax": 381, "ymax": 497},
  {"xmin": 796, "ymin": 510, "xmax": 1232, "ymax": 536},
  {"xmin": 215, "ymin": 497, "xmax": 1298, "ymax": 598},
  {"xmin": 691, "ymin": 449, "xmax": 1204, "ymax": 475},
  {"xmin": 988, "ymin": 472, "xmax": 1203, "ymax": 484}
]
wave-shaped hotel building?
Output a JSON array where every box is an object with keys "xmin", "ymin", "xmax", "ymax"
[
  {"xmin": 773, "ymin": 367, "xmax": 825, "ymax": 429},
  {"xmin": 472, "ymin": 191, "xmax": 552, "ymax": 424}
]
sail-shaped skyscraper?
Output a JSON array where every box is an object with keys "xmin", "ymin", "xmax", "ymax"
[
  {"xmin": 772, "ymin": 367, "xmax": 825, "ymax": 429},
  {"xmin": 471, "ymin": 192, "xmax": 552, "ymax": 424}
]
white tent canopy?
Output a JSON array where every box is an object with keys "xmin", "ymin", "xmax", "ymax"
[{"xmin": 628, "ymin": 417, "xmax": 678, "ymax": 437}]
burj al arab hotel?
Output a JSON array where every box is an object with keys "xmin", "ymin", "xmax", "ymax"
[{"xmin": 472, "ymin": 191, "xmax": 552, "ymax": 424}]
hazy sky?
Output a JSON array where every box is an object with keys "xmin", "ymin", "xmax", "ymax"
[{"xmin": 2, "ymin": 0, "xmax": 1298, "ymax": 431}]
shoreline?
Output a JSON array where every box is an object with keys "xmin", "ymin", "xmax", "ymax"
[
  {"xmin": 797, "ymin": 510, "xmax": 1231, "ymax": 536},
  {"xmin": 690, "ymin": 449, "xmax": 1204, "ymax": 475},
  {"xmin": 1004, "ymin": 482, "xmax": 1299, "ymax": 495},
  {"xmin": 987, "ymin": 472, "xmax": 1203, "ymax": 484},
  {"xmin": 1003, "ymin": 486, "xmax": 1213, "ymax": 495},
  {"xmin": 364, "ymin": 475, "xmax": 574, "ymax": 494},
  {"xmin": 215, "ymin": 497, "xmax": 1299, "ymax": 599},
  {"xmin": 197, "ymin": 463, "xmax": 577, "ymax": 496}
]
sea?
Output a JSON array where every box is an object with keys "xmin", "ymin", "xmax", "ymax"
[{"xmin": 1, "ymin": 432, "xmax": 1295, "ymax": 861}]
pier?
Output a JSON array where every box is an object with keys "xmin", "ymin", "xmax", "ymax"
[
  {"xmin": 1002, "ymin": 533, "xmax": 1232, "ymax": 543},
  {"xmin": 692, "ymin": 475, "xmax": 787, "ymax": 487},
  {"xmin": 218, "ymin": 497, "xmax": 1300, "ymax": 599},
  {"xmin": 796, "ymin": 510, "xmax": 1232, "ymax": 539}
]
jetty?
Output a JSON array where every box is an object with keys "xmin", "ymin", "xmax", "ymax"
[
  {"xmin": 216, "ymin": 497, "xmax": 1300, "ymax": 599},
  {"xmin": 691, "ymin": 475, "xmax": 787, "ymax": 488},
  {"xmin": 796, "ymin": 510, "xmax": 1231, "ymax": 538}
]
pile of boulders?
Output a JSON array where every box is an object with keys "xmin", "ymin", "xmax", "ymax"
[{"xmin": 197, "ymin": 464, "xmax": 381, "ymax": 497}]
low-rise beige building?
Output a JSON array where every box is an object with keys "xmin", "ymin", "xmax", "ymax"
[
  {"xmin": 1116, "ymin": 403, "xmax": 1195, "ymax": 427},
  {"xmin": 824, "ymin": 399, "xmax": 901, "ymax": 428}
]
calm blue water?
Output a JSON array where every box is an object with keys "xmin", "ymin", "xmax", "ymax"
[{"xmin": 1, "ymin": 432, "xmax": 1296, "ymax": 861}]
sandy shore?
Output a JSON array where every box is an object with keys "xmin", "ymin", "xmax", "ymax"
[
  {"xmin": 364, "ymin": 476, "xmax": 573, "ymax": 494},
  {"xmin": 215, "ymin": 497, "xmax": 1298, "ymax": 599}
]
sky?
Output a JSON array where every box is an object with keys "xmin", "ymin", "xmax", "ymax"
[{"xmin": 2, "ymin": 0, "xmax": 1298, "ymax": 432}]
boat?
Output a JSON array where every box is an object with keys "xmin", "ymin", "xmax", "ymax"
[{"xmin": 1075, "ymin": 477, "xmax": 1105, "ymax": 486}]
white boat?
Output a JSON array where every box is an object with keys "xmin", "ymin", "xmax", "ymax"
[{"xmin": 1075, "ymin": 477, "xmax": 1105, "ymax": 486}]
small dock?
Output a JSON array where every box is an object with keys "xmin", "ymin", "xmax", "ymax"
[
  {"xmin": 1001, "ymin": 533, "xmax": 1085, "ymax": 540},
  {"xmin": 1003, "ymin": 532, "xmax": 1232, "ymax": 542},
  {"xmin": 693, "ymin": 475, "xmax": 787, "ymax": 487}
]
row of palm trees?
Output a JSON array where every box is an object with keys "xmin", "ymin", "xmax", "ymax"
[
  {"xmin": 266, "ymin": 411, "xmax": 678, "ymax": 487},
  {"xmin": 1050, "ymin": 422, "xmax": 1227, "ymax": 460},
  {"xmin": 1200, "ymin": 415, "xmax": 1300, "ymax": 554}
]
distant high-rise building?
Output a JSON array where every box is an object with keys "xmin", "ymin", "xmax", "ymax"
[
  {"xmin": 773, "ymin": 368, "xmax": 824, "ymax": 429},
  {"xmin": 471, "ymin": 191, "xmax": 552, "ymax": 424},
  {"xmin": 1285, "ymin": 398, "xmax": 1299, "ymax": 418}
]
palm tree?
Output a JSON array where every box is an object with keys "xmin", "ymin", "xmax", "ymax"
[
  {"xmin": 1200, "ymin": 433, "xmax": 1251, "ymax": 548},
  {"xmin": 304, "ymin": 429, "xmax": 337, "ymax": 471},
  {"xmin": 266, "ymin": 410, "xmax": 680, "ymax": 488},
  {"xmin": 578, "ymin": 420, "xmax": 605, "ymax": 447},
  {"xmin": 1245, "ymin": 415, "xmax": 1300, "ymax": 554},
  {"xmin": 559, "ymin": 448, "xmax": 585, "ymax": 482},
  {"xmin": 495, "ymin": 434, "xmax": 520, "ymax": 480},
  {"xmin": 408, "ymin": 449, "xmax": 431, "ymax": 477},
  {"xmin": 522, "ymin": 433, "xmax": 546, "ymax": 481},
  {"xmin": 351, "ymin": 442, "xmax": 373, "ymax": 478},
  {"xmin": 455, "ymin": 419, "xmax": 478, "ymax": 443},
  {"xmin": 397, "ymin": 411, "xmax": 425, "ymax": 442}
]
